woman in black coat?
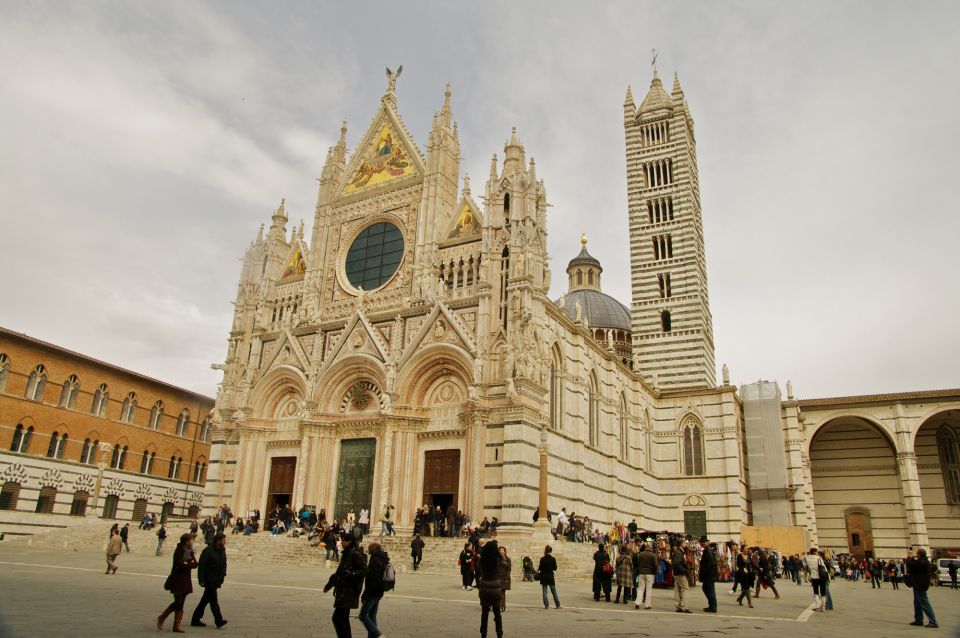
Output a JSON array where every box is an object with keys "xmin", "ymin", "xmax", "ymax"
[
  {"xmin": 735, "ymin": 546, "xmax": 755, "ymax": 608},
  {"xmin": 538, "ymin": 545, "xmax": 561, "ymax": 609},
  {"xmin": 593, "ymin": 543, "xmax": 613, "ymax": 602},
  {"xmin": 157, "ymin": 533, "xmax": 198, "ymax": 632},
  {"xmin": 476, "ymin": 541, "xmax": 503, "ymax": 638},
  {"xmin": 459, "ymin": 543, "xmax": 477, "ymax": 589}
]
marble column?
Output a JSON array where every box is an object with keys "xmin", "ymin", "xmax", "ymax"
[{"xmin": 897, "ymin": 451, "xmax": 930, "ymax": 550}]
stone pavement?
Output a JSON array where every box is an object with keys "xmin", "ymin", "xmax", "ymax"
[{"xmin": 0, "ymin": 543, "xmax": 957, "ymax": 638}]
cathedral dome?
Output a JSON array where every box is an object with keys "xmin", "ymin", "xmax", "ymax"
[{"xmin": 555, "ymin": 289, "xmax": 632, "ymax": 331}]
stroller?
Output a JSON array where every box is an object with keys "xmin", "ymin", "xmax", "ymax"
[{"xmin": 522, "ymin": 556, "xmax": 536, "ymax": 582}]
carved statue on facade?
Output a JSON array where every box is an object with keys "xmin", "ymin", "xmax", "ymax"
[{"xmin": 575, "ymin": 300, "xmax": 582, "ymax": 322}]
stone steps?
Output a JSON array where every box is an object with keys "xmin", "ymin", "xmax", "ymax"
[{"xmin": 4, "ymin": 519, "xmax": 600, "ymax": 579}]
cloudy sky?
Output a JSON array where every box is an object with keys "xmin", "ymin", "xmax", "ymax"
[{"xmin": 1, "ymin": 1, "xmax": 958, "ymax": 399}]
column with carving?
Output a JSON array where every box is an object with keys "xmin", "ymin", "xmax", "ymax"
[
  {"xmin": 894, "ymin": 404, "xmax": 929, "ymax": 550},
  {"xmin": 378, "ymin": 423, "xmax": 394, "ymax": 522},
  {"xmin": 800, "ymin": 452, "xmax": 819, "ymax": 546},
  {"xmin": 466, "ymin": 408, "xmax": 487, "ymax": 519}
]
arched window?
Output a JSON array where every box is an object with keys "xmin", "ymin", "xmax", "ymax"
[
  {"xmin": 682, "ymin": 417, "xmax": 705, "ymax": 476},
  {"xmin": 110, "ymin": 444, "xmax": 128, "ymax": 470},
  {"xmin": 9, "ymin": 424, "xmax": 33, "ymax": 453},
  {"xmin": 91, "ymin": 384, "xmax": 109, "ymax": 417},
  {"xmin": 46, "ymin": 431, "xmax": 68, "ymax": 459},
  {"xmin": 25, "ymin": 365, "xmax": 47, "ymax": 401},
  {"xmin": 0, "ymin": 353, "xmax": 10, "ymax": 393},
  {"xmin": 120, "ymin": 393, "xmax": 137, "ymax": 423},
  {"xmin": 149, "ymin": 401, "xmax": 164, "ymax": 430},
  {"xmin": 619, "ymin": 394, "xmax": 629, "ymax": 461},
  {"xmin": 59, "ymin": 375, "xmax": 80, "ymax": 408},
  {"xmin": 102, "ymin": 494, "xmax": 119, "ymax": 519},
  {"xmin": 168, "ymin": 456, "xmax": 182, "ymax": 479},
  {"xmin": 79, "ymin": 438, "xmax": 99, "ymax": 464},
  {"xmin": 498, "ymin": 246, "xmax": 510, "ymax": 330},
  {"xmin": 588, "ymin": 372, "xmax": 600, "ymax": 447},
  {"xmin": 176, "ymin": 410, "xmax": 190, "ymax": 437},
  {"xmin": 193, "ymin": 461, "xmax": 202, "ymax": 483},
  {"xmin": 0, "ymin": 481, "xmax": 21, "ymax": 510},
  {"xmin": 69, "ymin": 490, "xmax": 88, "ymax": 516},
  {"xmin": 140, "ymin": 449, "xmax": 150, "ymax": 474},
  {"xmin": 576, "ymin": 270, "xmax": 583, "ymax": 286},
  {"xmin": 661, "ymin": 310, "xmax": 672, "ymax": 333},
  {"xmin": 503, "ymin": 192, "xmax": 510, "ymax": 213},
  {"xmin": 199, "ymin": 416, "xmax": 212, "ymax": 443},
  {"xmin": 35, "ymin": 485, "xmax": 57, "ymax": 513},
  {"xmin": 549, "ymin": 345, "xmax": 563, "ymax": 429},
  {"xmin": 938, "ymin": 425, "xmax": 960, "ymax": 505}
]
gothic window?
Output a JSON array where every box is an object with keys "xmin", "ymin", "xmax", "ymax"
[
  {"xmin": 199, "ymin": 416, "xmax": 212, "ymax": 443},
  {"xmin": 10, "ymin": 424, "xmax": 33, "ymax": 453},
  {"xmin": 0, "ymin": 353, "xmax": 8, "ymax": 393},
  {"xmin": 46, "ymin": 431, "xmax": 68, "ymax": 459},
  {"xmin": 682, "ymin": 417, "xmax": 705, "ymax": 476},
  {"xmin": 91, "ymin": 384, "xmax": 109, "ymax": 417},
  {"xmin": 59, "ymin": 375, "xmax": 80, "ymax": 408},
  {"xmin": 149, "ymin": 401, "xmax": 164, "ymax": 430},
  {"xmin": 499, "ymin": 246, "xmax": 510, "ymax": 331},
  {"xmin": 620, "ymin": 394, "xmax": 629, "ymax": 461},
  {"xmin": 192, "ymin": 461, "xmax": 207, "ymax": 483},
  {"xmin": 0, "ymin": 481, "xmax": 20, "ymax": 510},
  {"xmin": 79, "ymin": 438, "xmax": 99, "ymax": 464},
  {"xmin": 102, "ymin": 494, "xmax": 119, "ymax": 519},
  {"xmin": 661, "ymin": 310, "xmax": 672, "ymax": 333},
  {"xmin": 35, "ymin": 486, "xmax": 57, "ymax": 514},
  {"xmin": 938, "ymin": 425, "xmax": 960, "ymax": 505},
  {"xmin": 110, "ymin": 444, "xmax": 128, "ymax": 470},
  {"xmin": 588, "ymin": 372, "xmax": 600, "ymax": 448},
  {"xmin": 503, "ymin": 193, "xmax": 510, "ymax": 213},
  {"xmin": 549, "ymin": 345, "xmax": 563, "ymax": 430},
  {"xmin": 69, "ymin": 490, "xmax": 88, "ymax": 516},
  {"xmin": 120, "ymin": 392, "xmax": 137, "ymax": 423},
  {"xmin": 176, "ymin": 410, "xmax": 190, "ymax": 437},
  {"xmin": 168, "ymin": 456, "xmax": 183, "ymax": 479},
  {"xmin": 25, "ymin": 364, "xmax": 47, "ymax": 401}
]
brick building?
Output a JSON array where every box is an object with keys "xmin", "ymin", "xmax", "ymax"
[{"xmin": 0, "ymin": 327, "xmax": 214, "ymax": 537}]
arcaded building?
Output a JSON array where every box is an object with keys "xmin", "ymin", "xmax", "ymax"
[
  {"xmin": 203, "ymin": 69, "xmax": 960, "ymax": 558},
  {"xmin": 0, "ymin": 328, "xmax": 214, "ymax": 536}
]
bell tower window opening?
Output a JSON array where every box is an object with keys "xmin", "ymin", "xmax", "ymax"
[
  {"xmin": 499, "ymin": 247, "xmax": 510, "ymax": 331},
  {"xmin": 503, "ymin": 193, "xmax": 510, "ymax": 214},
  {"xmin": 661, "ymin": 310, "xmax": 672, "ymax": 333}
]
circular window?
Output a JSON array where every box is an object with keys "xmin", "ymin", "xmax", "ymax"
[{"xmin": 344, "ymin": 221, "xmax": 404, "ymax": 291}]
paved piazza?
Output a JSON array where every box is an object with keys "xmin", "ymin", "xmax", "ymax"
[{"xmin": 0, "ymin": 543, "xmax": 956, "ymax": 638}]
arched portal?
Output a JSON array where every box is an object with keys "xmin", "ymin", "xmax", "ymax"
[
  {"xmin": 809, "ymin": 416, "xmax": 906, "ymax": 558},
  {"xmin": 914, "ymin": 409, "xmax": 960, "ymax": 549}
]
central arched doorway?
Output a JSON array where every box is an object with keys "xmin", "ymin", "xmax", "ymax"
[{"xmin": 809, "ymin": 416, "xmax": 906, "ymax": 557}]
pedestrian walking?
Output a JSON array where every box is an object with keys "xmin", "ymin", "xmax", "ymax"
[
  {"xmin": 948, "ymin": 560, "xmax": 958, "ymax": 590},
  {"xmin": 459, "ymin": 542, "xmax": 476, "ymax": 590},
  {"xmin": 120, "ymin": 523, "xmax": 131, "ymax": 553},
  {"xmin": 671, "ymin": 544, "xmax": 693, "ymax": 613},
  {"xmin": 699, "ymin": 536, "xmax": 718, "ymax": 613},
  {"xmin": 801, "ymin": 547, "xmax": 827, "ymax": 612},
  {"xmin": 157, "ymin": 533, "xmax": 198, "ymax": 633},
  {"xmin": 635, "ymin": 542, "xmax": 657, "ymax": 609},
  {"xmin": 410, "ymin": 533, "xmax": 424, "ymax": 571},
  {"xmin": 614, "ymin": 544, "xmax": 634, "ymax": 604},
  {"xmin": 106, "ymin": 529, "xmax": 122, "ymax": 574},
  {"xmin": 324, "ymin": 531, "xmax": 368, "ymax": 638},
  {"xmin": 906, "ymin": 548, "xmax": 938, "ymax": 628},
  {"xmin": 477, "ymin": 541, "xmax": 504, "ymax": 638},
  {"xmin": 736, "ymin": 546, "xmax": 754, "ymax": 608},
  {"xmin": 498, "ymin": 545, "xmax": 512, "ymax": 612},
  {"xmin": 358, "ymin": 507, "xmax": 369, "ymax": 536},
  {"xmin": 190, "ymin": 532, "xmax": 228, "ymax": 629},
  {"xmin": 359, "ymin": 541, "xmax": 390, "ymax": 638},
  {"xmin": 538, "ymin": 545, "xmax": 561, "ymax": 609},
  {"xmin": 156, "ymin": 523, "xmax": 168, "ymax": 556},
  {"xmin": 592, "ymin": 543, "xmax": 613, "ymax": 602}
]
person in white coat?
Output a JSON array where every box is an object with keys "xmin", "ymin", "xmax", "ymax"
[{"xmin": 801, "ymin": 548, "xmax": 827, "ymax": 611}]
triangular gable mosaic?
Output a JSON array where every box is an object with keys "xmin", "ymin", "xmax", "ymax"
[
  {"xmin": 281, "ymin": 242, "xmax": 306, "ymax": 280},
  {"xmin": 345, "ymin": 121, "xmax": 419, "ymax": 194},
  {"xmin": 445, "ymin": 199, "xmax": 482, "ymax": 241}
]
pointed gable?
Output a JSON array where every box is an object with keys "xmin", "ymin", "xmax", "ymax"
[
  {"xmin": 280, "ymin": 239, "xmax": 308, "ymax": 280},
  {"xmin": 340, "ymin": 103, "xmax": 424, "ymax": 198},
  {"xmin": 444, "ymin": 198, "xmax": 483, "ymax": 243},
  {"xmin": 399, "ymin": 302, "xmax": 477, "ymax": 369},
  {"xmin": 319, "ymin": 311, "xmax": 390, "ymax": 376}
]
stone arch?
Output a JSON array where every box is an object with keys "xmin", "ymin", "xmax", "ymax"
[
  {"xmin": 397, "ymin": 345, "xmax": 472, "ymax": 408},
  {"xmin": 913, "ymin": 408, "xmax": 960, "ymax": 548},
  {"xmin": 549, "ymin": 342, "xmax": 564, "ymax": 430},
  {"xmin": 911, "ymin": 403, "xmax": 960, "ymax": 447},
  {"xmin": 314, "ymin": 355, "xmax": 386, "ymax": 414},
  {"xmin": 250, "ymin": 365, "xmax": 308, "ymax": 420},
  {"xmin": 808, "ymin": 415, "xmax": 906, "ymax": 557},
  {"xmin": 805, "ymin": 410, "xmax": 900, "ymax": 456}
]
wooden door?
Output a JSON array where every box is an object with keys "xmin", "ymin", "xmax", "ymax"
[
  {"xmin": 132, "ymin": 498, "xmax": 148, "ymax": 521},
  {"xmin": 845, "ymin": 510, "xmax": 874, "ymax": 559},
  {"xmin": 422, "ymin": 449, "xmax": 460, "ymax": 509},
  {"xmin": 268, "ymin": 457, "xmax": 297, "ymax": 495},
  {"xmin": 335, "ymin": 439, "xmax": 376, "ymax": 521}
]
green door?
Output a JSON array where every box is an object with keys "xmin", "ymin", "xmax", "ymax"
[
  {"xmin": 683, "ymin": 510, "xmax": 707, "ymax": 538},
  {"xmin": 335, "ymin": 438, "xmax": 377, "ymax": 522}
]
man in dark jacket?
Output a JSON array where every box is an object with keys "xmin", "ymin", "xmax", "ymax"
[
  {"xmin": 635, "ymin": 543, "xmax": 657, "ymax": 609},
  {"xmin": 698, "ymin": 536, "xmax": 718, "ymax": 613},
  {"xmin": 411, "ymin": 534, "xmax": 425, "ymax": 570},
  {"xmin": 360, "ymin": 541, "xmax": 390, "ymax": 638},
  {"xmin": 325, "ymin": 532, "xmax": 368, "ymax": 638},
  {"xmin": 671, "ymin": 544, "xmax": 692, "ymax": 613},
  {"xmin": 191, "ymin": 533, "xmax": 228, "ymax": 628},
  {"xmin": 906, "ymin": 549, "xmax": 938, "ymax": 628}
]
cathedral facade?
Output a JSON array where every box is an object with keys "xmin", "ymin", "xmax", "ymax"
[{"xmin": 204, "ymin": 70, "xmax": 960, "ymax": 556}]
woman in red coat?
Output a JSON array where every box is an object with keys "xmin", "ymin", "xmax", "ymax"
[{"xmin": 158, "ymin": 533, "xmax": 198, "ymax": 633}]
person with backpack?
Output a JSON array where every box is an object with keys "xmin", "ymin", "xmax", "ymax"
[
  {"xmin": 410, "ymin": 533, "xmax": 425, "ymax": 571},
  {"xmin": 359, "ymin": 541, "xmax": 391, "ymax": 638},
  {"xmin": 592, "ymin": 543, "xmax": 613, "ymax": 602}
]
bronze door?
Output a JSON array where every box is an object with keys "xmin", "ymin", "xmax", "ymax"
[
  {"xmin": 267, "ymin": 456, "xmax": 297, "ymax": 511},
  {"xmin": 335, "ymin": 439, "xmax": 376, "ymax": 522},
  {"xmin": 683, "ymin": 510, "xmax": 707, "ymax": 538},
  {"xmin": 422, "ymin": 449, "xmax": 460, "ymax": 510}
]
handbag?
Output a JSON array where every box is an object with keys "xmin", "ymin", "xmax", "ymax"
[
  {"xmin": 817, "ymin": 558, "xmax": 829, "ymax": 581},
  {"xmin": 602, "ymin": 561, "xmax": 615, "ymax": 575},
  {"xmin": 163, "ymin": 574, "xmax": 173, "ymax": 591},
  {"xmin": 533, "ymin": 571, "xmax": 541, "ymax": 581}
]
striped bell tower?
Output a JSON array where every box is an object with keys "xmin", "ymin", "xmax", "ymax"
[{"xmin": 624, "ymin": 70, "xmax": 716, "ymax": 389}]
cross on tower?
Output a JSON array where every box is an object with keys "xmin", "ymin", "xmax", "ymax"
[{"xmin": 650, "ymin": 48, "xmax": 658, "ymax": 71}]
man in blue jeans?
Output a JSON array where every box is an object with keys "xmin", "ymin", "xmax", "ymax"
[
  {"xmin": 906, "ymin": 549, "xmax": 938, "ymax": 628},
  {"xmin": 360, "ymin": 541, "xmax": 390, "ymax": 638}
]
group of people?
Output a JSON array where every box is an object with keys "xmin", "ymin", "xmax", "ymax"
[
  {"xmin": 156, "ymin": 530, "xmax": 230, "ymax": 632},
  {"xmin": 411, "ymin": 504, "xmax": 499, "ymax": 539}
]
